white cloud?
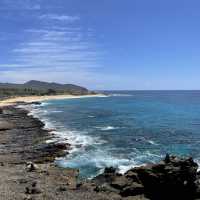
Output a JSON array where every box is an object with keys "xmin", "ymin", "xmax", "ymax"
[
  {"xmin": 0, "ymin": 13, "xmax": 103, "ymax": 87},
  {"xmin": 39, "ymin": 14, "xmax": 80, "ymax": 22},
  {"xmin": 8, "ymin": 27, "xmax": 101, "ymax": 69},
  {"xmin": 0, "ymin": 0, "xmax": 41, "ymax": 10}
]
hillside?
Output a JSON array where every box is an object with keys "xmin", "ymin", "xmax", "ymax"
[{"xmin": 0, "ymin": 80, "xmax": 90, "ymax": 98}]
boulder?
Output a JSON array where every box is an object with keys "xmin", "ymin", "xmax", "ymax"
[
  {"xmin": 25, "ymin": 181, "xmax": 42, "ymax": 194},
  {"xmin": 94, "ymin": 168, "xmax": 144, "ymax": 197},
  {"xmin": 26, "ymin": 162, "xmax": 39, "ymax": 172},
  {"xmin": 93, "ymin": 167, "xmax": 118, "ymax": 186},
  {"xmin": 123, "ymin": 195, "xmax": 150, "ymax": 200},
  {"xmin": 120, "ymin": 182, "xmax": 144, "ymax": 197},
  {"xmin": 130, "ymin": 155, "xmax": 198, "ymax": 199},
  {"xmin": 94, "ymin": 183, "xmax": 119, "ymax": 193},
  {"xmin": 125, "ymin": 171, "xmax": 141, "ymax": 183},
  {"xmin": 30, "ymin": 101, "xmax": 42, "ymax": 105},
  {"xmin": 92, "ymin": 155, "xmax": 199, "ymax": 199},
  {"xmin": 0, "ymin": 120, "xmax": 15, "ymax": 131},
  {"xmin": 111, "ymin": 176, "xmax": 131, "ymax": 190},
  {"xmin": 104, "ymin": 167, "xmax": 117, "ymax": 174}
]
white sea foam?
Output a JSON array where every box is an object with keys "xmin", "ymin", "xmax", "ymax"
[
  {"xmin": 24, "ymin": 105, "xmax": 107, "ymax": 154},
  {"xmin": 38, "ymin": 118, "xmax": 102, "ymax": 153},
  {"xmin": 51, "ymin": 110, "xmax": 63, "ymax": 113},
  {"xmin": 40, "ymin": 102, "xmax": 51, "ymax": 106},
  {"xmin": 96, "ymin": 126, "xmax": 119, "ymax": 131},
  {"xmin": 109, "ymin": 94, "xmax": 134, "ymax": 97},
  {"xmin": 18, "ymin": 102, "xmax": 162, "ymax": 178},
  {"xmin": 94, "ymin": 155, "xmax": 138, "ymax": 174},
  {"xmin": 148, "ymin": 140, "xmax": 159, "ymax": 145},
  {"xmin": 57, "ymin": 147, "xmax": 146, "ymax": 178},
  {"xmin": 56, "ymin": 130, "xmax": 101, "ymax": 153},
  {"xmin": 195, "ymin": 159, "xmax": 200, "ymax": 171},
  {"xmin": 136, "ymin": 137, "xmax": 159, "ymax": 146},
  {"xmin": 118, "ymin": 165, "xmax": 136, "ymax": 174},
  {"xmin": 88, "ymin": 115, "xmax": 95, "ymax": 118}
]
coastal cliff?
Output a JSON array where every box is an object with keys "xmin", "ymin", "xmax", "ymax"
[{"xmin": 0, "ymin": 105, "xmax": 200, "ymax": 199}]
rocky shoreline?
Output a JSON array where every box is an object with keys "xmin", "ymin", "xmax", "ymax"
[{"xmin": 1, "ymin": 104, "xmax": 200, "ymax": 199}]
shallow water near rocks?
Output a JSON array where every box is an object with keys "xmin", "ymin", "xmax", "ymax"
[{"xmin": 28, "ymin": 91, "xmax": 200, "ymax": 178}]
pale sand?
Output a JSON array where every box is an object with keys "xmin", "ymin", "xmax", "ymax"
[{"xmin": 0, "ymin": 94, "xmax": 106, "ymax": 107}]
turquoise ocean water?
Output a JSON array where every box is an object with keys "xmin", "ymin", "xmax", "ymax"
[{"xmin": 27, "ymin": 91, "xmax": 200, "ymax": 178}]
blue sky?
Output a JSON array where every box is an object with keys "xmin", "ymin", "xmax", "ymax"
[{"xmin": 0, "ymin": 0, "xmax": 200, "ymax": 90}]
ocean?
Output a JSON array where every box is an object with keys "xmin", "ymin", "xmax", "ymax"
[{"xmin": 26, "ymin": 91, "xmax": 200, "ymax": 178}]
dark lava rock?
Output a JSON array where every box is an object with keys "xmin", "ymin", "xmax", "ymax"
[
  {"xmin": 31, "ymin": 187, "xmax": 42, "ymax": 194},
  {"xmin": 128, "ymin": 155, "xmax": 198, "ymax": 199},
  {"xmin": 30, "ymin": 102, "xmax": 42, "ymax": 105},
  {"xmin": 104, "ymin": 167, "xmax": 117, "ymax": 174},
  {"xmin": 15, "ymin": 101, "xmax": 42, "ymax": 106},
  {"xmin": 93, "ymin": 167, "xmax": 119, "ymax": 186},
  {"xmin": 32, "ymin": 142, "xmax": 70, "ymax": 163},
  {"xmin": 25, "ymin": 182, "xmax": 42, "ymax": 195},
  {"xmin": 37, "ymin": 143, "xmax": 69, "ymax": 152},
  {"xmin": 57, "ymin": 186, "xmax": 67, "ymax": 192},
  {"xmin": 120, "ymin": 182, "xmax": 144, "ymax": 197},
  {"xmin": 94, "ymin": 183, "xmax": 119, "ymax": 193},
  {"xmin": 0, "ymin": 120, "xmax": 15, "ymax": 131},
  {"xmin": 123, "ymin": 195, "xmax": 150, "ymax": 200},
  {"xmin": 111, "ymin": 176, "xmax": 131, "ymax": 190},
  {"xmin": 26, "ymin": 162, "xmax": 38, "ymax": 172},
  {"xmin": 92, "ymin": 155, "xmax": 199, "ymax": 200}
]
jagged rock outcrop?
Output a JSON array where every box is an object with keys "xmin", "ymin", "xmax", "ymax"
[
  {"xmin": 91, "ymin": 155, "xmax": 200, "ymax": 200},
  {"xmin": 131, "ymin": 155, "xmax": 198, "ymax": 199}
]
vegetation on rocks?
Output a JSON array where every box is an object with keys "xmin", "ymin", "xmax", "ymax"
[{"xmin": 0, "ymin": 80, "xmax": 91, "ymax": 99}]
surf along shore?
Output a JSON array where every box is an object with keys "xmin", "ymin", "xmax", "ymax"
[
  {"xmin": 0, "ymin": 95, "xmax": 117, "ymax": 200},
  {"xmin": 1, "ymin": 97, "xmax": 200, "ymax": 199}
]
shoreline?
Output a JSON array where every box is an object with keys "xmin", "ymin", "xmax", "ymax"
[
  {"xmin": 0, "ymin": 105, "xmax": 77, "ymax": 199},
  {"xmin": 0, "ymin": 93, "xmax": 106, "ymax": 107},
  {"xmin": 0, "ymin": 105, "xmax": 117, "ymax": 200},
  {"xmin": 1, "ymin": 104, "xmax": 200, "ymax": 199}
]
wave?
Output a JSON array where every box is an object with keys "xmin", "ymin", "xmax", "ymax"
[
  {"xmin": 136, "ymin": 137, "xmax": 159, "ymax": 146},
  {"xmin": 40, "ymin": 102, "xmax": 51, "ymax": 106},
  {"xmin": 56, "ymin": 147, "xmax": 162, "ymax": 178},
  {"xmin": 55, "ymin": 130, "xmax": 106, "ymax": 154},
  {"xmin": 17, "ymin": 102, "xmax": 162, "ymax": 178},
  {"xmin": 18, "ymin": 104, "xmax": 106, "ymax": 155},
  {"xmin": 147, "ymin": 140, "xmax": 159, "ymax": 145},
  {"xmin": 25, "ymin": 104, "xmax": 140, "ymax": 177},
  {"xmin": 88, "ymin": 115, "xmax": 95, "ymax": 118},
  {"xmin": 95, "ymin": 126, "xmax": 119, "ymax": 131},
  {"xmin": 51, "ymin": 110, "xmax": 63, "ymax": 113},
  {"xmin": 56, "ymin": 148, "xmax": 140, "ymax": 178},
  {"xmin": 109, "ymin": 94, "xmax": 134, "ymax": 97},
  {"xmin": 194, "ymin": 159, "xmax": 200, "ymax": 172}
]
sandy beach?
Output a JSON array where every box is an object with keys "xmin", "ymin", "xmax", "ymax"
[{"xmin": 0, "ymin": 94, "xmax": 106, "ymax": 107}]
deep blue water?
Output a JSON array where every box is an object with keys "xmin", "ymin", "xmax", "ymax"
[{"xmin": 29, "ymin": 91, "xmax": 200, "ymax": 178}]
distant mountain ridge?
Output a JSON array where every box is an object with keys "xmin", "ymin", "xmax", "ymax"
[
  {"xmin": 24, "ymin": 80, "xmax": 89, "ymax": 93},
  {"xmin": 0, "ymin": 80, "xmax": 91, "ymax": 98}
]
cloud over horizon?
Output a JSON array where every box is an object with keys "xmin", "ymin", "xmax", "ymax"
[
  {"xmin": 39, "ymin": 14, "xmax": 80, "ymax": 22},
  {"xmin": 0, "ymin": 4, "xmax": 104, "ymax": 88},
  {"xmin": 2, "ymin": 0, "xmax": 200, "ymax": 90},
  {"xmin": 0, "ymin": 0, "xmax": 41, "ymax": 10}
]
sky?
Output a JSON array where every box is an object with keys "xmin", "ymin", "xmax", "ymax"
[{"xmin": 0, "ymin": 0, "xmax": 200, "ymax": 90}]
